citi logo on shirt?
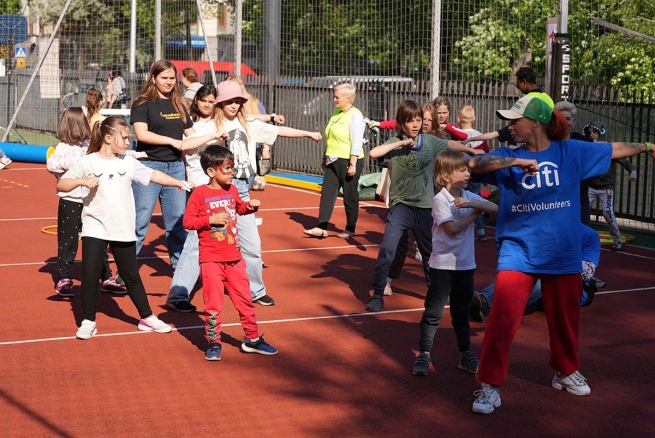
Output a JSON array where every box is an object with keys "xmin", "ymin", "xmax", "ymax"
[{"xmin": 521, "ymin": 161, "xmax": 560, "ymax": 190}]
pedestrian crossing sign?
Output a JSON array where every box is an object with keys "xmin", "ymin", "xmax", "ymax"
[{"xmin": 15, "ymin": 47, "xmax": 27, "ymax": 58}]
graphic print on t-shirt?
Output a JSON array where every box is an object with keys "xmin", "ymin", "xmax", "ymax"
[
  {"xmin": 206, "ymin": 195, "xmax": 240, "ymax": 249},
  {"xmin": 227, "ymin": 127, "xmax": 254, "ymax": 179}
]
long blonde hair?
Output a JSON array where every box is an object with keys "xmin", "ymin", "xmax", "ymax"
[
  {"xmin": 226, "ymin": 74, "xmax": 260, "ymax": 115},
  {"xmin": 214, "ymin": 98, "xmax": 250, "ymax": 142},
  {"xmin": 132, "ymin": 59, "xmax": 187, "ymax": 122}
]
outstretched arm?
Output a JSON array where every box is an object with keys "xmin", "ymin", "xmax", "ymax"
[
  {"xmin": 277, "ymin": 126, "xmax": 322, "ymax": 142},
  {"xmin": 465, "ymin": 131, "xmax": 500, "ymax": 144},
  {"xmin": 470, "ymin": 154, "xmax": 538, "ymax": 175},
  {"xmin": 447, "ymin": 140, "xmax": 483, "ymax": 157},
  {"xmin": 369, "ymin": 139, "xmax": 412, "ymax": 159},
  {"xmin": 611, "ymin": 142, "xmax": 655, "ymax": 161}
]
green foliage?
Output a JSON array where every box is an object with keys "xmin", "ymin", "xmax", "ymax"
[
  {"xmin": 452, "ymin": 0, "xmax": 557, "ymax": 81},
  {"xmin": 0, "ymin": 0, "xmax": 22, "ymax": 14}
]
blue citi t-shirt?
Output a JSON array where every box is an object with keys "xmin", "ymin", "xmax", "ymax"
[{"xmin": 477, "ymin": 140, "xmax": 612, "ymax": 274}]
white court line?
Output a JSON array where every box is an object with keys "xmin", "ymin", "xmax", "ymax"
[
  {"xmin": 0, "ymin": 307, "xmax": 425, "ymax": 346},
  {"xmin": 1, "ymin": 167, "xmax": 45, "ymax": 171},
  {"xmin": 0, "ymin": 244, "xmax": 380, "ymax": 268},
  {"xmin": 2, "ymin": 284, "xmax": 655, "ymax": 346}
]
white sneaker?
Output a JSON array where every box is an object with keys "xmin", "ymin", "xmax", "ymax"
[
  {"xmin": 472, "ymin": 383, "xmax": 501, "ymax": 414},
  {"xmin": 384, "ymin": 279, "xmax": 393, "ymax": 296},
  {"xmin": 552, "ymin": 371, "xmax": 591, "ymax": 396},
  {"xmin": 76, "ymin": 319, "xmax": 97, "ymax": 340},
  {"xmin": 138, "ymin": 315, "xmax": 173, "ymax": 333},
  {"xmin": 0, "ymin": 157, "xmax": 11, "ymax": 170}
]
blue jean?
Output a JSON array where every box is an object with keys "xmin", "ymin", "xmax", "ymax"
[
  {"xmin": 167, "ymin": 230, "xmax": 200, "ymax": 303},
  {"xmin": 232, "ymin": 176, "xmax": 266, "ymax": 300},
  {"xmin": 132, "ymin": 160, "xmax": 187, "ymax": 268},
  {"xmin": 480, "ymin": 279, "xmax": 542, "ymax": 308}
]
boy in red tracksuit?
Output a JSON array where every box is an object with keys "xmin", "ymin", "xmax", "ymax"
[{"xmin": 183, "ymin": 145, "xmax": 278, "ymax": 361}]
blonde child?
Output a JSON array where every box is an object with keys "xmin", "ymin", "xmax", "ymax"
[
  {"xmin": 183, "ymin": 145, "xmax": 277, "ymax": 360},
  {"xmin": 457, "ymin": 105, "xmax": 490, "ymax": 240},
  {"xmin": 412, "ymin": 150, "xmax": 497, "ymax": 376},
  {"xmin": 57, "ymin": 116, "xmax": 192, "ymax": 339},
  {"xmin": 46, "ymin": 108, "xmax": 127, "ymax": 296}
]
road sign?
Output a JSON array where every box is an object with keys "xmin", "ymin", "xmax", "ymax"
[
  {"xmin": 16, "ymin": 59, "xmax": 25, "ymax": 68},
  {"xmin": 15, "ymin": 46, "xmax": 27, "ymax": 58},
  {"xmin": 0, "ymin": 15, "xmax": 28, "ymax": 44}
]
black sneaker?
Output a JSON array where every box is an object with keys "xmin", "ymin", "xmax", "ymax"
[
  {"xmin": 366, "ymin": 296, "xmax": 384, "ymax": 312},
  {"xmin": 254, "ymin": 294, "xmax": 275, "ymax": 306},
  {"xmin": 611, "ymin": 241, "xmax": 623, "ymax": 251},
  {"xmin": 167, "ymin": 300, "xmax": 197, "ymax": 313},
  {"xmin": 412, "ymin": 352, "xmax": 430, "ymax": 376},
  {"xmin": 458, "ymin": 350, "xmax": 480, "ymax": 374},
  {"xmin": 470, "ymin": 291, "xmax": 489, "ymax": 322},
  {"xmin": 241, "ymin": 335, "xmax": 278, "ymax": 355}
]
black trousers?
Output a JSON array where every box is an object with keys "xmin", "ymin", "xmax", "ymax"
[
  {"xmin": 316, "ymin": 158, "xmax": 363, "ymax": 233},
  {"xmin": 419, "ymin": 268, "xmax": 475, "ymax": 353},
  {"xmin": 80, "ymin": 237, "xmax": 152, "ymax": 321},
  {"xmin": 56, "ymin": 199, "xmax": 112, "ymax": 283}
]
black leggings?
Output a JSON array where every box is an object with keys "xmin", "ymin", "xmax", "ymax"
[
  {"xmin": 56, "ymin": 199, "xmax": 112, "ymax": 283},
  {"xmin": 80, "ymin": 237, "xmax": 152, "ymax": 321}
]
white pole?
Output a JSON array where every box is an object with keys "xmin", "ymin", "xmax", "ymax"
[
  {"xmin": 234, "ymin": 0, "xmax": 242, "ymax": 76},
  {"xmin": 196, "ymin": 0, "xmax": 217, "ymax": 86},
  {"xmin": 430, "ymin": 0, "xmax": 442, "ymax": 99},
  {"xmin": 129, "ymin": 0, "xmax": 136, "ymax": 72},
  {"xmin": 558, "ymin": 0, "xmax": 568, "ymax": 34},
  {"xmin": 1, "ymin": 0, "xmax": 73, "ymax": 142},
  {"xmin": 155, "ymin": 0, "xmax": 162, "ymax": 61}
]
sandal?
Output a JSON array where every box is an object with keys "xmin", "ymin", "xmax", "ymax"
[
  {"xmin": 303, "ymin": 228, "xmax": 328, "ymax": 238},
  {"xmin": 336, "ymin": 230, "xmax": 354, "ymax": 238}
]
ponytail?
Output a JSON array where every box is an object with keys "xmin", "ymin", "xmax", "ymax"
[
  {"xmin": 546, "ymin": 110, "xmax": 569, "ymax": 141},
  {"xmin": 87, "ymin": 116, "xmax": 130, "ymax": 154}
]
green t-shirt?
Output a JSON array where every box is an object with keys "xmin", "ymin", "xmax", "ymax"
[{"xmin": 379, "ymin": 134, "xmax": 448, "ymax": 208}]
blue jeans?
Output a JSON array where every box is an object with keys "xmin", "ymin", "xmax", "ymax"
[
  {"xmin": 132, "ymin": 160, "xmax": 187, "ymax": 268},
  {"xmin": 480, "ymin": 279, "xmax": 542, "ymax": 308},
  {"xmin": 233, "ymin": 176, "xmax": 266, "ymax": 300},
  {"xmin": 167, "ymin": 230, "xmax": 200, "ymax": 303}
]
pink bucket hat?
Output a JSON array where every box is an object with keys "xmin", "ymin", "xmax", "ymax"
[{"xmin": 216, "ymin": 80, "xmax": 248, "ymax": 105}]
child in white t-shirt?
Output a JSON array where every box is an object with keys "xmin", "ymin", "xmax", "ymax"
[
  {"xmin": 412, "ymin": 150, "xmax": 497, "ymax": 376},
  {"xmin": 57, "ymin": 116, "xmax": 193, "ymax": 340}
]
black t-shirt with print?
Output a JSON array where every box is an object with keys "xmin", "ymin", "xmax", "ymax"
[{"xmin": 130, "ymin": 97, "xmax": 193, "ymax": 162}]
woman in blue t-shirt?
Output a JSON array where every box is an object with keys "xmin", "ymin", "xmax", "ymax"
[
  {"xmin": 468, "ymin": 95, "xmax": 655, "ymax": 415},
  {"xmin": 130, "ymin": 60, "xmax": 195, "ymax": 270}
]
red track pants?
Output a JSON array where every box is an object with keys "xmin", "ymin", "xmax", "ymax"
[
  {"xmin": 200, "ymin": 259, "xmax": 258, "ymax": 343},
  {"xmin": 478, "ymin": 271, "xmax": 583, "ymax": 387}
]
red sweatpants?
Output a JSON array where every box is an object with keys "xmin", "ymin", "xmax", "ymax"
[
  {"xmin": 478, "ymin": 270, "xmax": 583, "ymax": 387},
  {"xmin": 200, "ymin": 259, "xmax": 258, "ymax": 343}
]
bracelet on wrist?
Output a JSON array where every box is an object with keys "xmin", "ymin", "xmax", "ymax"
[{"xmin": 646, "ymin": 142, "xmax": 653, "ymax": 153}]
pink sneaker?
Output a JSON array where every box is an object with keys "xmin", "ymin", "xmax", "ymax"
[
  {"xmin": 55, "ymin": 279, "xmax": 74, "ymax": 297},
  {"xmin": 138, "ymin": 315, "xmax": 172, "ymax": 333},
  {"xmin": 99, "ymin": 276, "xmax": 128, "ymax": 295}
]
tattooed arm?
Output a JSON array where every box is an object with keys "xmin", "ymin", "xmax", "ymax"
[
  {"xmin": 611, "ymin": 142, "xmax": 655, "ymax": 160},
  {"xmin": 469, "ymin": 154, "xmax": 538, "ymax": 175}
]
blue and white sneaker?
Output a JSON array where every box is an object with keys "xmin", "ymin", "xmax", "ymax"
[
  {"xmin": 205, "ymin": 343, "xmax": 222, "ymax": 361},
  {"xmin": 241, "ymin": 335, "xmax": 278, "ymax": 355}
]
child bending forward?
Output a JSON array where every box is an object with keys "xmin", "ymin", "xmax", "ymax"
[
  {"xmin": 412, "ymin": 151, "xmax": 497, "ymax": 376},
  {"xmin": 183, "ymin": 145, "xmax": 278, "ymax": 361}
]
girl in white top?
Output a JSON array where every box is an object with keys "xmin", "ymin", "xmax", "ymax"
[
  {"xmin": 46, "ymin": 107, "xmax": 144, "ymax": 297},
  {"xmin": 57, "ymin": 116, "xmax": 193, "ymax": 340},
  {"xmin": 413, "ymin": 150, "xmax": 497, "ymax": 376}
]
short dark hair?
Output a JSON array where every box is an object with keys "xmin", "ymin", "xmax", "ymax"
[
  {"xmin": 395, "ymin": 100, "xmax": 423, "ymax": 138},
  {"xmin": 200, "ymin": 145, "xmax": 234, "ymax": 174},
  {"xmin": 516, "ymin": 67, "xmax": 536, "ymax": 85}
]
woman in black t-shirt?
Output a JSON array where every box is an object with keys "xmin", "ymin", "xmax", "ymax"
[{"xmin": 130, "ymin": 59, "xmax": 195, "ymax": 269}]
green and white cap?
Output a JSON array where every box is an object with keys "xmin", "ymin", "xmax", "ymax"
[{"xmin": 496, "ymin": 96, "xmax": 553, "ymax": 124}]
